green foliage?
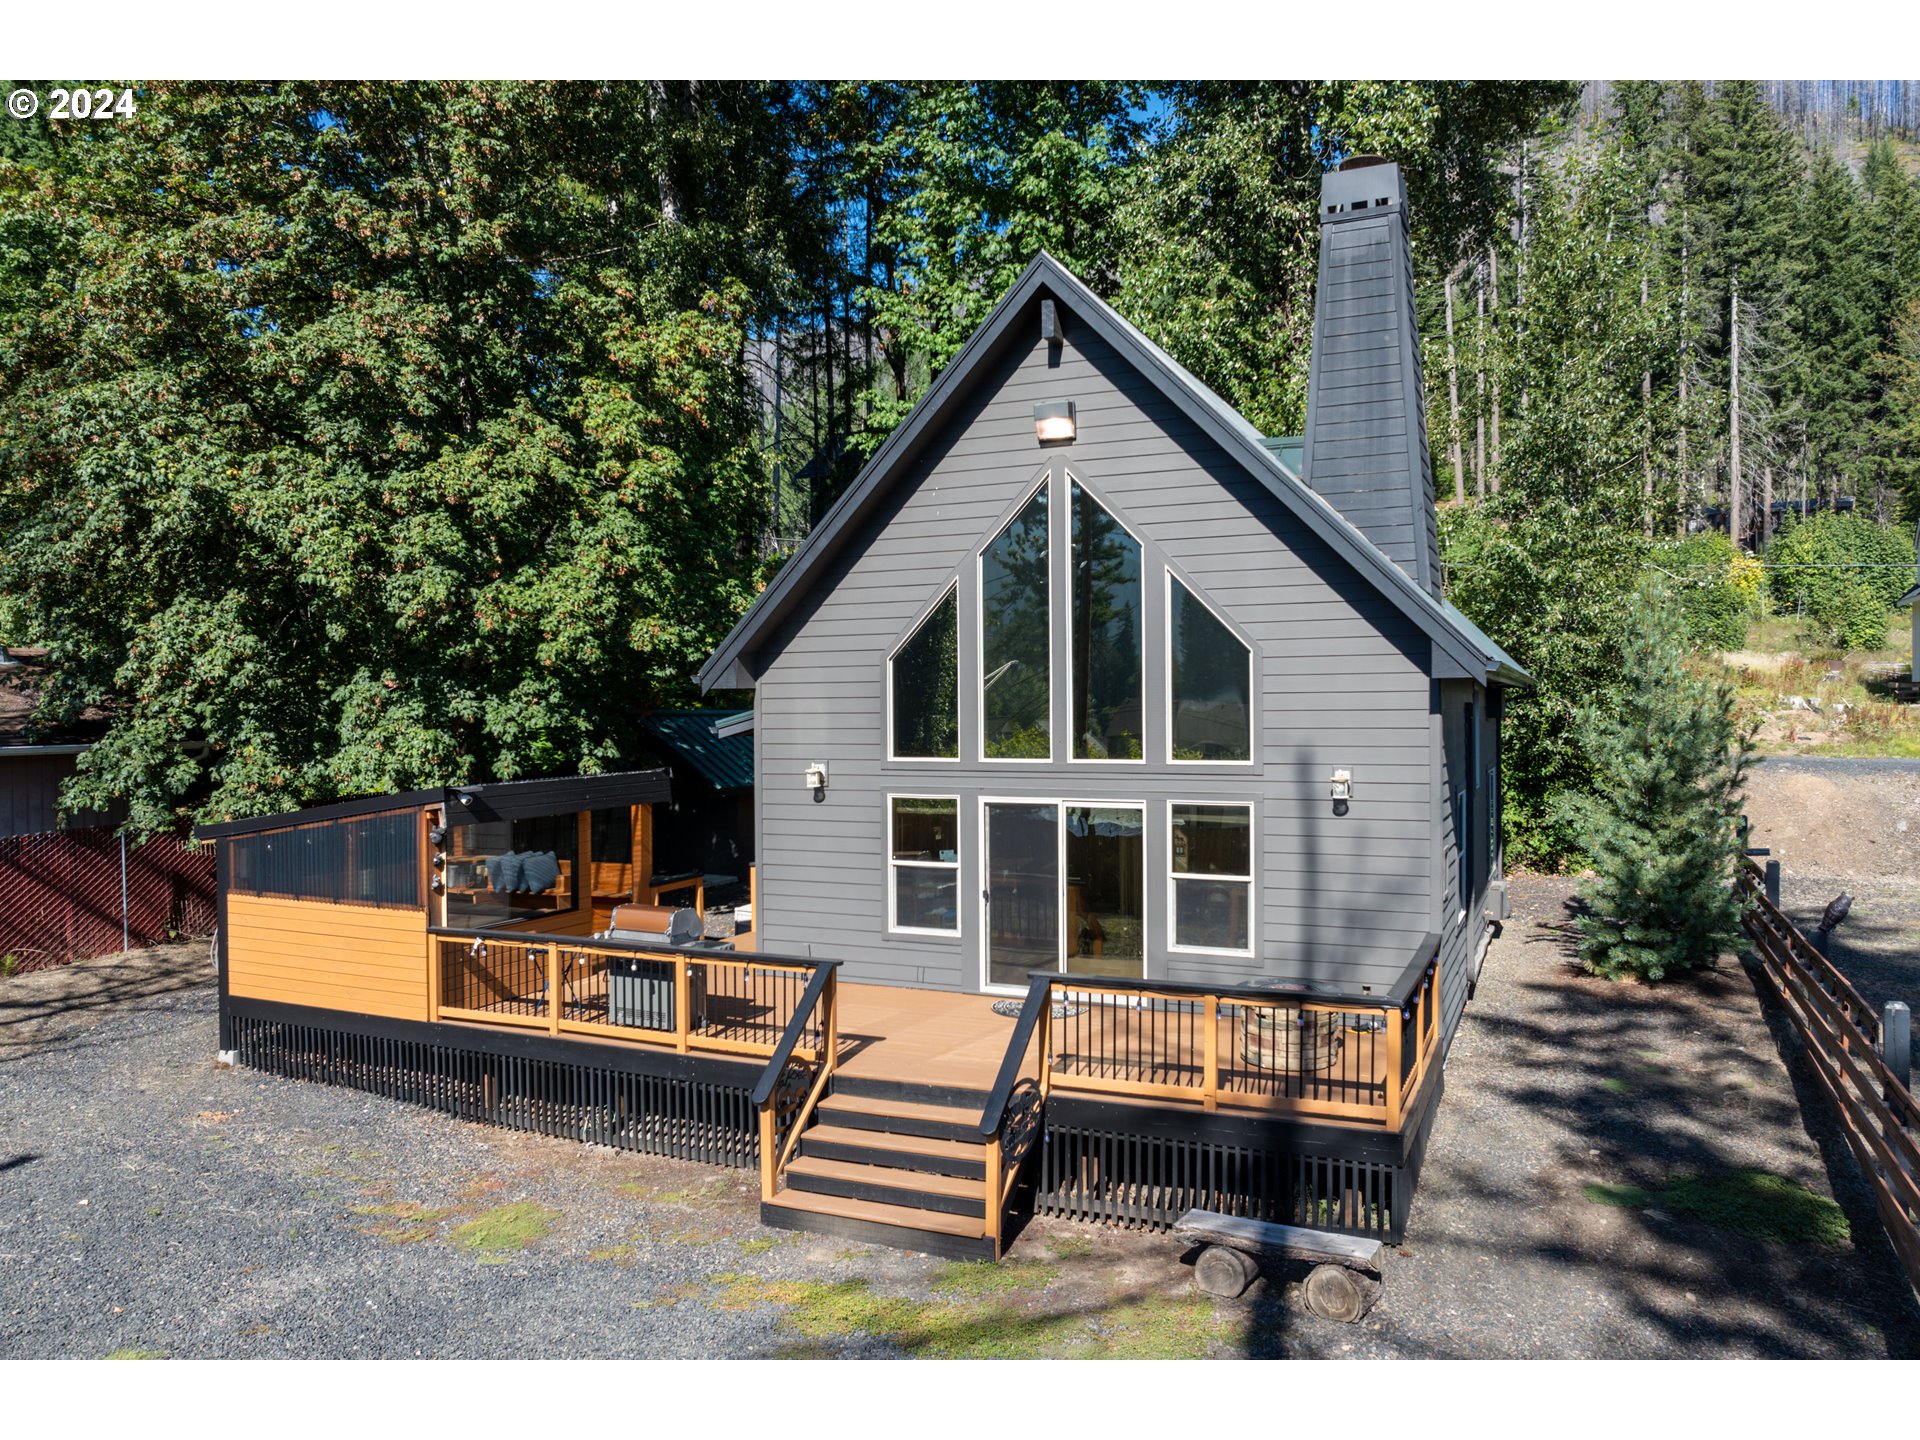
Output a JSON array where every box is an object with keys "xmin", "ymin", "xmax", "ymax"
[
  {"xmin": 1444, "ymin": 504, "xmax": 1646, "ymax": 867},
  {"xmin": 1559, "ymin": 581, "xmax": 1753, "ymax": 981},
  {"xmin": 1112, "ymin": 81, "xmax": 1574, "ymax": 436},
  {"xmin": 447, "ymin": 1201, "xmax": 561, "ymax": 1253},
  {"xmin": 1656, "ymin": 531, "xmax": 1761, "ymax": 651},
  {"xmin": 0, "ymin": 83, "xmax": 791, "ymax": 834},
  {"xmin": 1765, "ymin": 512, "xmax": 1914, "ymax": 647}
]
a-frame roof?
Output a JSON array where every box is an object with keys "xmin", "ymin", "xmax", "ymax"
[{"xmin": 696, "ymin": 253, "xmax": 1530, "ymax": 693}]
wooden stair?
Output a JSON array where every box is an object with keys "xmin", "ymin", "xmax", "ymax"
[{"xmin": 760, "ymin": 1077, "xmax": 1003, "ymax": 1259}]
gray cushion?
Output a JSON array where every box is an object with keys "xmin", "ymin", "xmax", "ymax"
[
  {"xmin": 520, "ymin": 850, "xmax": 559, "ymax": 894},
  {"xmin": 489, "ymin": 851, "xmax": 525, "ymax": 893}
]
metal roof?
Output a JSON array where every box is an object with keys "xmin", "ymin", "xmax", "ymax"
[
  {"xmin": 642, "ymin": 710, "xmax": 754, "ymax": 793},
  {"xmin": 194, "ymin": 768, "xmax": 674, "ymax": 841},
  {"xmin": 695, "ymin": 252, "xmax": 1532, "ymax": 694}
]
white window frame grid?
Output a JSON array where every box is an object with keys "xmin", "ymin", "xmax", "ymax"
[
  {"xmin": 1164, "ymin": 568, "xmax": 1256, "ymax": 768},
  {"xmin": 1065, "ymin": 470, "xmax": 1146, "ymax": 767},
  {"xmin": 977, "ymin": 474, "xmax": 1055, "ymax": 764},
  {"xmin": 1166, "ymin": 800, "xmax": 1256, "ymax": 959},
  {"xmin": 886, "ymin": 792, "xmax": 963, "ymax": 936},
  {"xmin": 884, "ymin": 580, "xmax": 961, "ymax": 764}
]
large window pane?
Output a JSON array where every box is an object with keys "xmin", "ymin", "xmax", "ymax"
[
  {"xmin": 1170, "ymin": 577, "xmax": 1251, "ymax": 761},
  {"xmin": 982, "ymin": 483, "xmax": 1051, "ymax": 758},
  {"xmin": 1173, "ymin": 879, "xmax": 1251, "ymax": 952},
  {"xmin": 444, "ymin": 813, "xmax": 579, "ymax": 928},
  {"xmin": 891, "ymin": 588, "xmax": 959, "ymax": 758},
  {"xmin": 1071, "ymin": 482, "xmax": 1143, "ymax": 760},
  {"xmin": 1170, "ymin": 804, "xmax": 1250, "ymax": 877},
  {"xmin": 891, "ymin": 796, "xmax": 958, "ymax": 861},
  {"xmin": 1066, "ymin": 805, "xmax": 1143, "ymax": 978},
  {"xmin": 986, "ymin": 801, "xmax": 1060, "ymax": 986},
  {"xmin": 895, "ymin": 868, "xmax": 959, "ymax": 931}
]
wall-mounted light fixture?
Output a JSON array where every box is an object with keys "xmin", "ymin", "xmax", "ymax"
[
  {"xmin": 804, "ymin": 762, "xmax": 828, "ymax": 804},
  {"xmin": 1034, "ymin": 399, "xmax": 1075, "ymax": 444},
  {"xmin": 1330, "ymin": 768, "xmax": 1353, "ymax": 817}
]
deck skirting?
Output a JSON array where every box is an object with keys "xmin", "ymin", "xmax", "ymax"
[
  {"xmin": 226, "ymin": 998, "xmax": 760, "ymax": 1169},
  {"xmin": 1033, "ymin": 1070, "xmax": 1444, "ymax": 1243}
]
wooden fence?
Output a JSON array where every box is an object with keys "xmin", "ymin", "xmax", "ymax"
[
  {"xmin": 1, "ymin": 825, "xmax": 215, "ymax": 971},
  {"xmin": 1738, "ymin": 858, "xmax": 1920, "ymax": 1291}
]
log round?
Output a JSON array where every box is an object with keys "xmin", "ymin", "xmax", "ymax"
[
  {"xmin": 1303, "ymin": 1263, "xmax": 1381, "ymax": 1323},
  {"xmin": 1192, "ymin": 1244, "xmax": 1260, "ymax": 1298}
]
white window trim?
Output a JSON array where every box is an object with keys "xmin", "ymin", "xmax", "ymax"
[
  {"xmin": 976, "ymin": 795, "xmax": 1147, "ymax": 994},
  {"xmin": 1164, "ymin": 568, "xmax": 1256, "ymax": 767},
  {"xmin": 1065, "ymin": 470, "xmax": 1146, "ymax": 766},
  {"xmin": 1166, "ymin": 800, "xmax": 1256, "ymax": 958},
  {"xmin": 887, "ymin": 793, "xmax": 963, "ymax": 936},
  {"xmin": 977, "ymin": 474, "xmax": 1055, "ymax": 764},
  {"xmin": 885, "ymin": 581, "xmax": 961, "ymax": 764}
]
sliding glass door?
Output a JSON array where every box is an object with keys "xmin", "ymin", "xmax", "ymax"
[{"xmin": 982, "ymin": 801, "xmax": 1144, "ymax": 989}]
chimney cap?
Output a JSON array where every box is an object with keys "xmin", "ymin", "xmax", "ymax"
[{"xmin": 1319, "ymin": 158, "xmax": 1407, "ymax": 219}]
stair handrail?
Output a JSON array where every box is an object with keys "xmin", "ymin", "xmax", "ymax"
[
  {"xmin": 750, "ymin": 958, "xmax": 840, "ymax": 1107},
  {"xmin": 979, "ymin": 971, "xmax": 1056, "ymax": 1136}
]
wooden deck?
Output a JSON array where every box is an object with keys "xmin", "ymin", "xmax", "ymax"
[{"xmin": 834, "ymin": 983, "xmax": 1013, "ymax": 1093}]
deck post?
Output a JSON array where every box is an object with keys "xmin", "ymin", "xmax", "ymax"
[
  {"xmin": 545, "ymin": 947, "xmax": 561, "ymax": 1036},
  {"xmin": 825, "ymin": 971, "xmax": 839, "ymax": 1068},
  {"xmin": 1202, "ymin": 996, "xmax": 1220, "ymax": 1111},
  {"xmin": 1037, "ymin": 994, "xmax": 1053, "ymax": 1103},
  {"xmin": 984, "ymin": 1137, "xmax": 1004, "ymax": 1249},
  {"xmin": 1384, "ymin": 1005, "xmax": 1404, "ymax": 1131},
  {"xmin": 674, "ymin": 957, "xmax": 691, "ymax": 1053},
  {"xmin": 759, "ymin": 1104, "xmax": 777, "ymax": 1202}
]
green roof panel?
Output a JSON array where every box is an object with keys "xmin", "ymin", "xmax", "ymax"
[{"xmin": 643, "ymin": 709, "xmax": 754, "ymax": 793}]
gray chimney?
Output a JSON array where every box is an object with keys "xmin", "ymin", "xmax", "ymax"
[{"xmin": 1301, "ymin": 158, "xmax": 1442, "ymax": 597}]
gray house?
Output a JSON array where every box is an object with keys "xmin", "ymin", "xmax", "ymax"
[
  {"xmin": 699, "ymin": 157, "xmax": 1529, "ymax": 1061},
  {"xmin": 196, "ymin": 159, "xmax": 1533, "ymax": 1258}
]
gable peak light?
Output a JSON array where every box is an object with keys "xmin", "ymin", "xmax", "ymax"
[{"xmin": 1033, "ymin": 399, "xmax": 1075, "ymax": 444}]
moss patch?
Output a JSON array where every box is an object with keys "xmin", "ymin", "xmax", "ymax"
[
  {"xmin": 587, "ymin": 1243, "xmax": 638, "ymax": 1265},
  {"xmin": 1584, "ymin": 1169, "xmax": 1849, "ymax": 1246},
  {"xmin": 737, "ymin": 1237, "xmax": 779, "ymax": 1256},
  {"xmin": 449, "ymin": 1202, "xmax": 563, "ymax": 1254},
  {"xmin": 710, "ymin": 1274, "xmax": 1232, "ymax": 1359},
  {"xmin": 106, "ymin": 1348, "xmax": 169, "ymax": 1360},
  {"xmin": 351, "ymin": 1202, "xmax": 461, "ymax": 1245},
  {"xmin": 1583, "ymin": 1181, "xmax": 1656, "ymax": 1209},
  {"xmin": 929, "ymin": 1259, "xmax": 1059, "ymax": 1297},
  {"xmin": 1046, "ymin": 1233, "xmax": 1096, "ymax": 1259}
]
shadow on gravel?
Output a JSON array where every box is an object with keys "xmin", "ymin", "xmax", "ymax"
[
  {"xmin": 0, "ymin": 949, "xmax": 212, "ymax": 1065},
  {"xmin": 1475, "ymin": 904, "xmax": 1920, "ymax": 1359}
]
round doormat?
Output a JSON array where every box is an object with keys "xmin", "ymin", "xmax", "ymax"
[{"xmin": 991, "ymin": 998, "xmax": 1086, "ymax": 1020}]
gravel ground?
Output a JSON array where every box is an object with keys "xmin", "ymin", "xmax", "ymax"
[{"xmin": 3, "ymin": 882, "xmax": 1916, "ymax": 1359}]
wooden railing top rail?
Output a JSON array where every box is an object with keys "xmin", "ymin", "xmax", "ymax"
[
  {"xmin": 428, "ymin": 924, "xmax": 820, "ymax": 972},
  {"xmin": 751, "ymin": 960, "xmax": 841, "ymax": 1108}
]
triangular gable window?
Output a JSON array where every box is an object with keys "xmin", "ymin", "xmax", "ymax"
[{"xmin": 889, "ymin": 586, "xmax": 959, "ymax": 760}]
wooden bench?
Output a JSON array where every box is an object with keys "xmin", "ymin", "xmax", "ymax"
[{"xmin": 1173, "ymin": 1208, "xmax": 1385, "ymax": 1321}]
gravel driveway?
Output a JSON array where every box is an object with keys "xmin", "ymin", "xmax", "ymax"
[{"xmin": 3, "ymin": 885, "xmax": 1915, "ymax": 1359}]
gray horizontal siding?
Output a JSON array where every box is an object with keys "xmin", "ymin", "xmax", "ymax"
[{"xmin": 755, "ymin": 299, "xmax": 1439, "ymax": 997}]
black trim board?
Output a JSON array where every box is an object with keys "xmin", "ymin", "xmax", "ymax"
[
  {"xmin": 222, "ymin": 995, "xmax": 763, "ymax": 1089},
  {"xmin": 758, "ymin": 1202, "xmax": 997, "ymax": 1261},
  {"xmin": 195, "ymin": 767, "xmax": 673, "ymax": 842},
  {"xmin": 694, "ymin": 252, "xmax": 1528, "ymax": 693},
  {"xmin": 1044, "ymin": 1066, "xmax": 1444, "ymax": 1169}
]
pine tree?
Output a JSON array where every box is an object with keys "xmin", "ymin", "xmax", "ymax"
[{"xmin": 1560, "ymin": 580, "xmax": 1754, "ymax": 981}]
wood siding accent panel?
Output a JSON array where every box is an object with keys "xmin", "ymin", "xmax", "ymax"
[
  {"xmin": 227, "ymin": 893, "xmax": 429, "ymax": 1020},
  {"xmin": 751, "ymin": 307, "xmax": 1439, "ymax": 997}
]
